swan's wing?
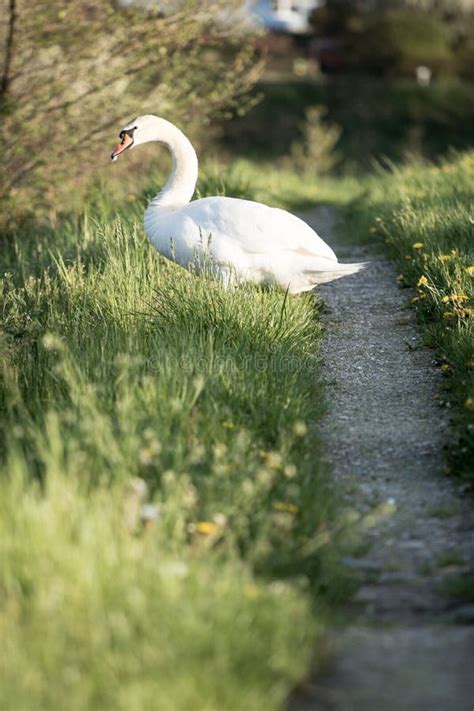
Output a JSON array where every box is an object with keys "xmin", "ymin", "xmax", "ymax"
[{"xmin": 183, "ymin": 197, "xmax": 337, "ymax": 262}]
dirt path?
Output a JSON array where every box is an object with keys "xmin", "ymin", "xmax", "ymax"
[{"xmin": 294, "ymin": 207, "xmax": 474, "ymax": 711}]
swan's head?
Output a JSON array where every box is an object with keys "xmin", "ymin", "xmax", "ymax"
[{"xmin": 111, "ymin": 115, "xmax": 160, "ymax": 161}]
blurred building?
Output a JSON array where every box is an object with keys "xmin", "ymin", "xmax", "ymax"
[{"xmin": 252, "ymin": 0, "xmax": 323, "ymax": 35}]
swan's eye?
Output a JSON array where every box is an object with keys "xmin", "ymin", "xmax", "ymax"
[{"xmin": 119, "ymin": 128, "xmax": 136, "ymax": 141}]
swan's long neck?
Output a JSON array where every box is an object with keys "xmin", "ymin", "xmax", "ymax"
[{"xmin": 147, "ymin": 119, "xmax": 198, "ymax": 209}]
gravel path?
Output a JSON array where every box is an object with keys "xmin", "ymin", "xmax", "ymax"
[{"xmin": 293, "ymin": 207, "xmax": 474, "ymax": 711}]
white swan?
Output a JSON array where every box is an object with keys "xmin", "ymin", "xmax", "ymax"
[{"xmin": 111, "ymin": 115, "xmax": 366, "ymax": 293}]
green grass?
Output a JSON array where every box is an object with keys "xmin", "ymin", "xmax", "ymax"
[
  {"xmin": 3, "ymin": 135, "xmax": 472, "ymax": 707},
  {"xmin": 340, "ymin": 151, "xmax": 474, "ymax": 482},
  {"xmin": 0, "ymin": 175, "xmax": 351, "ymax": 709},
  {"xmin": 197, "ymin": 161, "xmax": 360, "ymax": 213}
]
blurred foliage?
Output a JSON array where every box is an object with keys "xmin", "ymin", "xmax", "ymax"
[
  {"xmin": 284, "ymin": 106, "xmax": 341, "ymax": 175},
  {"xmin": 455, "ymin": 38, "xmax": 474, "ymax": 80},
  {"xmin": 195, "ymin": 166, "xmax": 255, "ymax": 201},
  {"xmin": 310, "ymin": 0, "xmax": 474, "ymax": 78},
  {"xmin": 356, "ymin": 10, "xmax": 453, "ymax": 76},
  {"xmin": 223, "ymin": 78, "xmax": 474, "ymax": 171},
  {"xmin": 0, "ymin": 0, "xmax": 262, "ymax": 221}
]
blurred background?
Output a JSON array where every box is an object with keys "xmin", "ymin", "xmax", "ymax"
[{"xmin": 1, "ymin": 0, "xmax": 473, "ymax": 222}]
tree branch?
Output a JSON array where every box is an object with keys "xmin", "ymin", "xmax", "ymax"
[{"xmin": 1, "ymin": 0, "xmax": 17, "ymax": 98}]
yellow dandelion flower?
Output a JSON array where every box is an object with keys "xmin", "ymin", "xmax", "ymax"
[
  {"xmin": 417, "ymin": 275, "xmax": 428, "ymax": 287},
  {"xmin": 412, "ymin": 242, "xmax": 424, "ymax": 249},
  {"xmin": 441, "ymin": 295, "xmax": 450, "ymax": 303},
  {"xmin": 396, "ymin": 274, "xmax": 404, "ymax": 281},
  {"xmin": 464, "ymin": 397, "xmax": 474, "ymax": 411},
  {"xmin": 466, "ymin": 266, "xmax": 474, "ymax": 276},
  {"xmin": 441, "ymin": 364, "xmax": 450, "ymax": 373},
  {"xmin": 450, "ymin": 293, "xmax": 469, "ymax": 303},
  {"xmin": 195, "ymin": 521, "xmax": 219, "ymax": 535},
  {"xmin": 266, "ymin": 451, "xmax": 283, "ymax": 470},
  {"xmin": 443, "ymin": 311, "xmax": 456, "ymax": 319},
  {"xmin": 273, "ymin": 502, "xmax": 299, "ymax": 514},
  {"xmin": 439, "ymin": 255, "xmax": 451, "ymax": 262},
  {"xmin": 293, "ymin": 421, "xmax": 307, "ymax": 437}
]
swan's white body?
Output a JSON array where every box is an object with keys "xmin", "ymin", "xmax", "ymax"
[{"xmin": 112, "ymin": 115, "xmax": 366, "ymax": 293}]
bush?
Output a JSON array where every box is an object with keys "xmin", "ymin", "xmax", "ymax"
[
  {"xmin": 310, "ymin": 4, "xmax": 459, "ymax": 78},
  {"xmin": 285, "ymin": 106, "xmax": 341, "ymax": 176},
  {"xmin": 0, "ymin": 0, "xmax": 261, "ymax": 221},
  {"xmin": 356, "ymin": 10, "xmax": 455, "ymax": 77}
]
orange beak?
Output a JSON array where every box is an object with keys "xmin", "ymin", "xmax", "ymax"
[{"xmin": 111, "ymin": 132, "xmax": 134, "ymax": 161}]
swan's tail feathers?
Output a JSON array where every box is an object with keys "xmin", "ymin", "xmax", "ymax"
[
  {"xmin": 297, "ymin": 261, "xmax": 369, "ymax": 291},
  {"xmin": 324, "ymin": 261, "xmax": 369, "ymax": 279}
]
